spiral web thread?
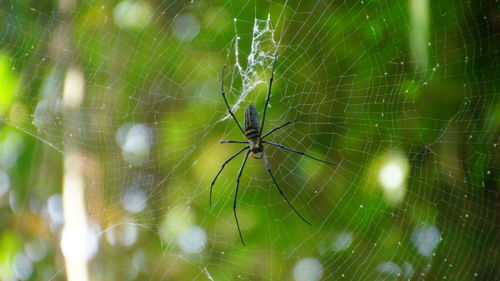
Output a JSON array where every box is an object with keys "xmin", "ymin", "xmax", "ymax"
[{"xmin": 0, "ymin": 0, "xmax": 498, "ymax": 280}]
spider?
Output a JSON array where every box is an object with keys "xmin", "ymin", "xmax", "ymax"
[{"xmin": 210, "ymin": 54, "xmax": 335, "ymax": 245}]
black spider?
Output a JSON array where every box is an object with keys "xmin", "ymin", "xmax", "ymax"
[{"xmin": 211, "ymin": 54, "xmax": 335, "ymax": 245}]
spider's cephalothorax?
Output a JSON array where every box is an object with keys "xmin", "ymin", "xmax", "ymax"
[
  {"xmin": 244, "ymin": 104, "xmax": 264, "ymax": 158},
  {"xmin": 210, "ymin": 53, "xmax": 335, "ymax": 246}
]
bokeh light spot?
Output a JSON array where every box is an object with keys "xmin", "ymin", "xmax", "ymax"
[
  {"xmin": 293, "ymin": 257, "xmax": 323, "ymax": 281},
  {"xmin": 379, "ymin": 162, "xmax": 404, "ymax": 190},
  {"xmin": 332, "ymin": 231, "xmax": 353, "ymax": 252},
  {"xmin": 0, "ymin": 169, "xmax": 10, "ymax": 196},
  {"xmin": 177, "ymin": 226, "xmax": 207, "ymax": 254},
  {"xmin": 113, "ymin": 0, "xmax": 152, "ymax": 30},
  {"xmin": 172, "ymin": 14, "xmax": 200, "ymax": 42},
  {"xmin": 116, "ymin": 123, "xmax": 152, "ymax": 164},
  {"xmin": 377, "ymin": 152, "xmax": 409, "ymax": 206},
  {"xmin": 47, "ymin": 194, "xmax": 64, "ymax": 226},
  {"xmin": 377, "ymin": 261, "xmax": 401, "ymax": 276},
  {"xmin": 412, "ymin": 225, "xmax": 440, "ymax": 256},
  {"xmin": 13, "ymin": 253, "xmax": 34, "ymax": 280}
]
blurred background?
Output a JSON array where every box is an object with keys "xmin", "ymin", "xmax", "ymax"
[{"xmin": 0, "ymin": 0, "xmax": 498, "ymax": 280}]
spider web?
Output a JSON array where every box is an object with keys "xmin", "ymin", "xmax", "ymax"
[{"xmin": 0, "ymin": 0, "xmax": 499, "ymax": 280}]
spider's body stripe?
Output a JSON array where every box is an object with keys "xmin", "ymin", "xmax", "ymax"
[
  {"xmin": 244, "ymin": 104, "xmax": 263, "ymax": 157},
  {"xmin": 245, "ymin": 128, "xmax": 259, "ymax": 139},
  {"xmin": 244, "ymin": 104, "xmax": 260, "ymax": 141}
]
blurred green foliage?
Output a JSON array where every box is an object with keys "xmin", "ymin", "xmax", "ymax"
[{"xmin": 0, "ymin": 0, "xmax": 498, "ymax": 280}]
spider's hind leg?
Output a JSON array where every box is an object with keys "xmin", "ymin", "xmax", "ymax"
[
  {"xmin": 262, "ymin": 154, "xmax": 311, "ymax": 225},
  {"xmin": 233, "ymin": 150, "xmax": 251, "ymax": 246},
  {"xmin": 210, "ymin": 146, "xmax": 249, "ymax": 207}
]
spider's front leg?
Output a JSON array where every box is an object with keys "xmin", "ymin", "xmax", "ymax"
[
  {"xmin": 220, "ymin": 66, "xmax": 245, "ymax": 137},
  {"xmin": 220, "ymin": 140, "xmax": 247, "ymax": 144}
]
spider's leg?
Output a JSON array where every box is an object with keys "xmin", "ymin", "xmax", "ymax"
[
  {"xmin": 221, "ymin": 66, "xmax": 245, "ymax": 136},
  {"xmin": 263, "ymin": 141, "xmax": 335, "ymax": 166},
  {"xmin": 210, "ymin": 146, "xmax": 249, "ymax": 207},
  {"xmin": 261, "ymin": 114, "xmax": 308, "ymax": 139},
  {"xmin": 234, "ymin": 150, "xmax": 250, "ymax": 246},
  {"xmin": 259, "ymin": 52, "xmax": 277, "ymax": 137},
  {"xmin": 220, "ymin": 140, "xmax": 247, "ymax": 144},
  {"xmin": 262, "ymin": 154, "xmax": 311, "ymax": 225}
]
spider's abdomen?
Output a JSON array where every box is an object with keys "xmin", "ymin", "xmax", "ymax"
[{"xmin": 244, "ymin": 104, "xmax": 260, "ymax": 141}]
